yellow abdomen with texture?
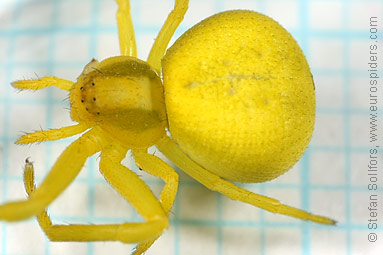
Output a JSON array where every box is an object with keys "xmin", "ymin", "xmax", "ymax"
[{"xmin": 162, "ymin": 10, "xmax": 315, "ymax": 183}]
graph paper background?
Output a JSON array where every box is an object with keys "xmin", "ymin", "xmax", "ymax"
[{"xmin": 1, "ymin": 0, "xmax": 383, "ymax": 254}]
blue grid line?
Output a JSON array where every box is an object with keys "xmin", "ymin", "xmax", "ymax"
[
  {"xmin": 297, "ymin": 0, "xmax": 311, "ymax": 254},
  {"xmin": 0, "ymin": 0, "xmax": 23, "ymax": 253},
  {"xmin": 342, "ymin": 1, "xmax": 352, "ymax": 254}
]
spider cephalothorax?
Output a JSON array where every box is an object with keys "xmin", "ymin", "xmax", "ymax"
[{"xmin": 70, "ymin": 56, "xmax": 167, "ymax": 148}]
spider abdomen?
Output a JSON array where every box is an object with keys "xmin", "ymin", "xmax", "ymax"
[{"xmin": 162, "ymin": 10, "xmax": 315, "ymax": 183}]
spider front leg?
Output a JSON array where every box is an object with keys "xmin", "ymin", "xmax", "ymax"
[
  {"xmin": 116, "ymin": 0, "xmax": 137, "ymax": 56},
  {"xmin": 0, "ymin": 129, "xmax": 101, "ymax": 221},
  {"xmin": 16, "ymin": 123, "xmax": 89, "ymax": 144},
  {"xmin": 23, "ymin": 152, "xmax": 169, "ymax": 245},
  {"xmin": 157, "ymin": 136, "xmax": 336, "ymax": 225},
  {"xmin": 12, "ymin": 76, "xmax": 74, "ymax": 91},
  {"xmin": 147, "ymin": 0, "xmax": 189, "ymax": 71}
]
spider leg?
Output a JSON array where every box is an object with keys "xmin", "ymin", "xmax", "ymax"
[
  {"xmin": 132, "ymin": 149, "xmax": 179, "ymax": 254},
  {"xmin": 12, "ymin": 76, "xmax": 74, "ymax": 91},
  {"xmin": 156, "ymin": 135, "xmax": 337, "ymax": 225},
  {"xmin": 23, "ymin": 159, "xmax": 54, "ymax": 236},
  {"xmin": 17, "ymin": 123, "xmax": 89, "ymax": 144},
  {"xmin": 0, "ymin": 129, "xmax": 101, "ymax": 221},
  {"xmin": 116, "ymin": 0, "xmax": 137, "ymax": 57},
  {"xmin": 147, "ymin": 0, "xmax": 189, "ymax": 71},
  {"xmin": 132, "ymin": 149, "xmax": 178, "ymax": 213},
  {"xmin": 23, "ymin": 155, "xmax": 167, "ymax": 244}
]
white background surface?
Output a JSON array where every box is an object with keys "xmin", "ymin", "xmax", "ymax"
[{"xmin": 0, "ymin": 0, "xmax": 383, "ymax": 254}]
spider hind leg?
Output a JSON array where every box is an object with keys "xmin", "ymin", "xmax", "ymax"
[{"xmin": 157, "ymin": 135, "xmax": 336, "ymax": 225}]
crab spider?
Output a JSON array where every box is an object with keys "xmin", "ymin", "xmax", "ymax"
[{"xmin": 0, "ymin": 0, "xmax": 335, "ymax": 254}]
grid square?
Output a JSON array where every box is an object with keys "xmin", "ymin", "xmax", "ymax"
[
  {"xmin": 93, "ymin": 182, "xmax": 135, "ymax": 219},
  {"xmin": 7, "ymin": 143, "xmax": 47, "ymax": 181},
  {"xmin": 271, "ymin": 162, "xmax": 301, "ymax": 185},
  {"xmin": 58, "ymin": 0, "xmax": 92, "ymax": 27},
  {"xmin": 0, "ymin": 6, "xmax": 13, "ymax": 30},
  {"xmin": 93, "ymin": 242, "xmax": 134, "ymax": 255},
  {"xmin": 179, "ymin": 226, "xmax": 218, "ymax": 255},
  {"xmin": 314, "ymin": 74, "xmax": 344, "ymax": 109},
  {"xmin": 349, "ymin": 191, "xmax": 382, "ymax": 225},
  {"xmin": 311, "ymin": 113, "xmax": 344, "ymax": 147},
  {"xmin": 6, "ymin": 180, "xmax": 31, "ymax": 201},
  {"xmin": 308, "ymin": 1, "xmax": 343, "ymax": 30},
  {"xmin": 97, "ymin": 33, "xmax": 122, "ymax": 60},
  {"xmin": 182, "ymin": 0, "xmax": 217, "ymax": 28},
  {"xmin": 310, "ymin": 190, "xmax": 346, "ymax": 224},
  {"xmin": 8, "ymin": 113, "xmax": 47, "ymax": 179},
  {"xmin": 265, "ymin": 228, "xmax": 302, "ymax": 255},
  {"xmin": 349, "ymin": 76, "xmax": 383, "ymax": 110},
  {"xmin": 13, "ymin": 34, "xmax": 50, "ymax": 62},
  {"xmin": 311, "ymin": 229, "xmax": 347, "ymax": 255},
  {"xmin": 350, "ymin": 152, "xmax": 375, "ymax": 187},
  {"xmin": 350, "ymin": 114, "xmax": 379, "ymax": 147},
  {"xmin": 9, "ymin": 104, "xmax": 47, "ymax": 138},
  {"xmin": 139, "ymin": 0, "xmax": 172, "ymax": 27},
  {"xmin": 351, "ymin": 231, "xmax": 383, "ymax": 255},
  {"xmin": 0, "ymin": 38, "xmax": 9, "ymax": 61},
  {"xmin": 17, "ymin": 0, "xmax": 53, "ymax": 29},
  {"xmin": 223, "ymin": 0, "xmax": 257, "ymax": 10},
  {"xmin": 49, "ymin": 181, "xmax": 89, "ymax": 217},
  {"xmin": 0, "ymin": 220, "xmax": 2, "ymax": 252},
  {"xmin": 149, "ymin": 225, "xmax": 176, "ymax": 255},
  {"xmin": 0, "ymin": 104, "xmax": 4, "ymax": 136},
  {"xmin": 222, "ymin": 227, "xmax": 261, "ymax": 255},
  {"xmin": 52, "ymin": 105, "xmax": 75, "ymax": 130},
  {"xmin": 309, "ymin": 38, "xmax": 344, "ymax": 70},
  {"xmin": 6, "ymin": 220, "xmax": 46, "ymax": 255},
  {"xmin": 349, "ymin": 1, "xmax": 383, "ymax": 31},
  {"xmin": 52, "ymin": 66, "xmax": 82, "ymax": 83},
  {"xmin": 349, "ymin": 39, "xmax": 373, "ymax": 71},
  {"xmin": 98, "ymin": 0, "xmax": 118, "ymax": 26},
  {"xmin": 266, "ymin": 0, "xmax": 299, "ymax": 29},
  {"xmin": 136, "ymin": 33, "xmax": 159, "ymax": 60},
  {"xmin": 178, "ymin": 184, "xmax": 218, "ymax": 221},
  {"xmin": 310, "ymin": 151, "xmax": 345, "ymax": 186},
  {"xmin": 0, "ymin": 68, "xmax": 5, "ymax": 99},
  {"xmin": 49, "ymin": 242, "xmax": 88, "ymax": 255},
  {"xmin": 54, "ymin": 33, "xmax": 90, "ymax": 62}
]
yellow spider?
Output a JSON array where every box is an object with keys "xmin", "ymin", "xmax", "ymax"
[{"xmin": 0, "ymin": 0, "xmax": 335, "ymax": 254}]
